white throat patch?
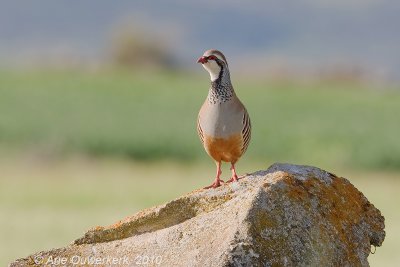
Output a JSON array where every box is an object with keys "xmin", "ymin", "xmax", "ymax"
[{"xmin": 202, "ymin": 60, "xmax": 221, "ymax": 81}]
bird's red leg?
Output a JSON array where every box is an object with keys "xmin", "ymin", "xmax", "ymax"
[
  {"xmin": 204, "ymin": 161, "xmax": 224, "ymax": 189},
  {"xmin": 226, "ymin": 163, "xmax": 241, "ymax": 183}
]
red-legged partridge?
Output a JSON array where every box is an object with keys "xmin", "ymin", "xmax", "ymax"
[{"xmin": 197, "ymin": 49, "xmax": 251, "ymax": 189}]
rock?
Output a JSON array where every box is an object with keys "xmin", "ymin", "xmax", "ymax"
[{"xmin": 10, "ymin": 163, "xmax": 385, "ymax": 267}]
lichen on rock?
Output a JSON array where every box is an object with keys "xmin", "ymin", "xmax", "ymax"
[{"xmin": 10, "ymin": 163, "xmax": 385, "ymax": 267}]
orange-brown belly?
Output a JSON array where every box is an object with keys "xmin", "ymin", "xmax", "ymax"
[{"xmin": 203, "ymin": 134, "xmax": 243, "ymax": 163}]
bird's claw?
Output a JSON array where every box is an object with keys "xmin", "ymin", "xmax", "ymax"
[
  {"xmin": 226, "ymin": 177, "xmax": 238, "ymax": 183},
  {"xmin": 204, "ymin": 179, "xmax": 224, "ymax": 189},
  {"xmin": 226, "ymin": 174, "xmax": 246, "ymax": 183}
]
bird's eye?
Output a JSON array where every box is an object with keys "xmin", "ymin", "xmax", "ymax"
[{"xmin": 208, "ymin": 55, "xmax": 216, "ymax": 60}]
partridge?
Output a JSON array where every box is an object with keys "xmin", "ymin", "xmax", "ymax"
[{"xmin": 197, "ymin": 49, "xmax": 251, "ymax": 189}]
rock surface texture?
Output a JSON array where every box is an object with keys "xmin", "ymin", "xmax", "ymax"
[{"xmin": 10, "ymin": 163, "xmax": 385, "ymax": 267}]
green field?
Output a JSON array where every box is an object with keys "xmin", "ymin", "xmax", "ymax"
[
  {"xmin": 1, "ymin": 70, "xmax": 399, "ymax": 266},
  {"xmin": 1, "ymin": 69, "xmax": 400, "ymax": 169}
]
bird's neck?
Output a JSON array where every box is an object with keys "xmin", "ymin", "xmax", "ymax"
[{"xmin": 207, "ymin": 68, "xmax": 235, "ymax": 104}]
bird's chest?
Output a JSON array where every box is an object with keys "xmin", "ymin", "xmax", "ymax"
[{"xmin": 199, "ymin": 102, "xmax": 242, "ymax": 138}]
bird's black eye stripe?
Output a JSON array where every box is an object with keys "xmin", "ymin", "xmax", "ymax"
[
  {"xmin": 207, "ymin": 55, "xmax": 226, "ymax": 68},
  {"xmin": 212, "ymin": 57, "xmax": 224, "ymax": 69}
]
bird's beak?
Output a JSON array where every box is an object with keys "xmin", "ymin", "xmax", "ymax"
[{"xmin": 197, "ymin": 56, "xmax": 208, "ymax": 64}]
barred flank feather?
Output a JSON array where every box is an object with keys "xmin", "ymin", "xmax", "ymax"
[
  {"xmin": 241, "ymin": 109, "xmax": 251, "ymax": 154},
  {"xmin": 197, "ymin": 117, "xmax": 205, "ymax": 145}
]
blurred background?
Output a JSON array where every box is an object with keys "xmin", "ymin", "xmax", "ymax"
[{"xmin": 0, "ymin": 0, "xmax": 399, "ymax": 265}]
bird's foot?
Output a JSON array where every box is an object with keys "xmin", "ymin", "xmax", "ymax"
[
  {"xmin": 226, "ymin": 175, "xmax": 239, "ymax": 183},
  {"xmin": 226, "ymin": 173, "xmax": 248, "ymax": 183},
  {"xmin": 204, "ymin": 178, "xmax": 224, "ymax": 189},
  {"xmin": 238, "ymin": 173, "xmax": 249, "ymax": 179}
]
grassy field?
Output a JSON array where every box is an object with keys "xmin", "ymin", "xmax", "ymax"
[
  {"xmin": 0, "ymin": 69, "xmax": 400, "ymax": 170},
  {"xmin": 0, "ymin": 69, "xmax": 399, "ymax": 265}
]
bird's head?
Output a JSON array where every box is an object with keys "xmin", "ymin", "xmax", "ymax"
[{"xmin": 197, "ymin": 49, "xmax": 229, "ymax": 82}]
